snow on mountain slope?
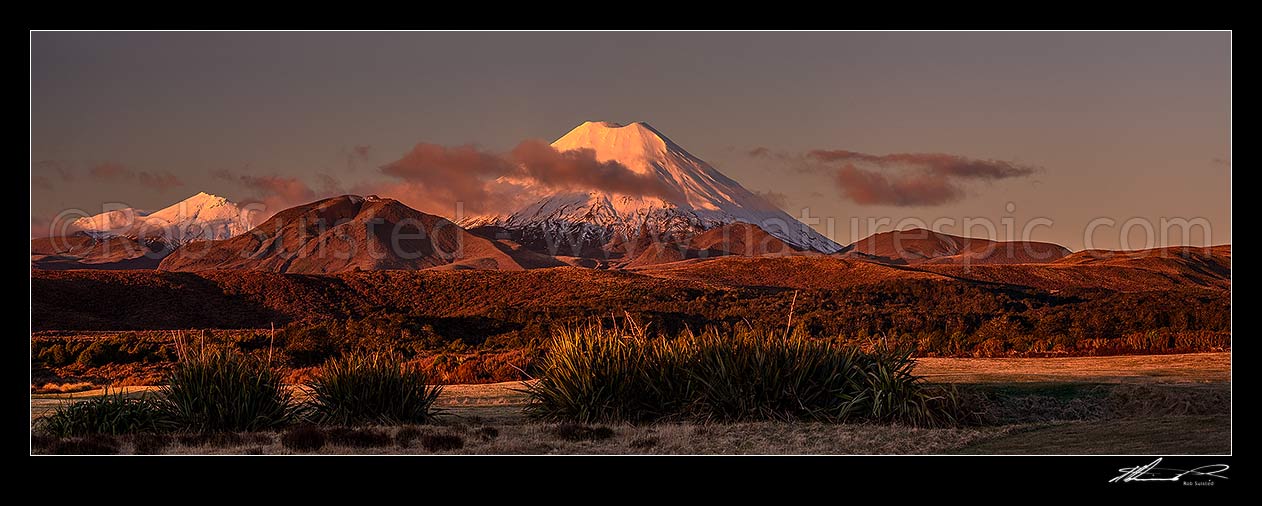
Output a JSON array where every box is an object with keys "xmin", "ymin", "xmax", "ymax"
[
  {"xmin": 72, "ymin": 208, "xmax": 153, "ymax": 235},
  {"xmin": 461, "ymin": 121, "xmax": 843, "ymax": 254},
  {"xmin": 71, "ymin": 192, "xmax": 253, "ymax": 245}
]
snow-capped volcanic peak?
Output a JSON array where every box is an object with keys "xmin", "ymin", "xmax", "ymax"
[
  {"xmin": 464, "ymin": 121, "xmax": 843, "ymax": 253},
  {"xmin": 73, "ymin": 208, "xmax": 152, "ymax": 235},
  {"xmin": 72, "ymin": 192, "xmax": 253, "ymax": 245}
]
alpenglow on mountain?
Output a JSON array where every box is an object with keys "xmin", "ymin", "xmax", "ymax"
[
  {"xmin": 71, "ymin": 192, "xmax": 254, "ymax": 245},
  {"xmin": 461, "ymin": 121, "xmax": 844, "ymax": 254}
]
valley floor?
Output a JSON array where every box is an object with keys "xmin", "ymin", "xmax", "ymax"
[{"xmin": 30, "ymin": 352, "xmax": 1231, "ymax": 455}]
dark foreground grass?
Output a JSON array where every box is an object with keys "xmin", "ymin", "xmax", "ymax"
[
  {"xmin": 527, "ymin": 326, "xmax": 959, "ymax": 425},
  {"xmin": 31, "ymin": 383, "xmax": 1228, "ymax": 455},
  {"xmin": 160, "ymin": 343, "xmax": 298, "ymax": 432},
  {"xmin": 957, "ymin": 414, "xmax": 1231, "ymax": 454},
  {"xmin": 326, "ymin": 427, "xmax": 393, "ymax": 448},
  {"xmin": 281, "ymin": 426, "xmax": 327, "ymax": 451},
  {"xmin": 47, "ymin": 434, "xmax": 121, "ymax": 455},
  {"xmin": 33, "ymin": 346, "xmax": 451, "ymax": 446},
  {"xmin": 307, "ymin": 353, "xmax": 443, "ymax": 425},
  {"xmin": 39, "ymin": 388, "xmax": 168, "ymax": 437},
  {"xmin": 419, "ymin": 433, "xmax": 465, "ymax": 451}
]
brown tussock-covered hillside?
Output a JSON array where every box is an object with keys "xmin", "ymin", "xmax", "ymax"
[
  {"xmin": 159, "ymin": 196, "xmax": 520, "ymax": 274},
  {"xmin": 851, "ymin": 228, "xmax": 1070, "ymax": 265}
]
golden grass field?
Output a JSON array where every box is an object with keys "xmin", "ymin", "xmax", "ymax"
[
  {"xmin": 31, "ymin": 352, "xmax": 1231, "ymax": 455},
  {"xmin": 914, "ymin": 352, "xmax": 1231, "ymax": 384}
]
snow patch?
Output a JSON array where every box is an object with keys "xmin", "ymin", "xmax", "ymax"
[
  {"xmin": 72, "ymin": 192, "xmax": 253, "ymax": 245},
  {"xmin": 462, "ymin": 121, "xmax": 844, "ymax": 253}
]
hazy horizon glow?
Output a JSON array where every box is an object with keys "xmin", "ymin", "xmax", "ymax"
[{"xmin": 30, "ymin": 31, "xmax": 1231, "ymax": 250}]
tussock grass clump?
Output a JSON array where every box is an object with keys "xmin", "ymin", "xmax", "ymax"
[
  {"xmin": 419, "ymin": 433, "xmax": 465, "ymax": 452},
  {"xmin": 160, "ymin": 343, "xmax": 298, "ymax": 433},
  {"xmin": 1104, "ymin": 384, "xmax": 1231, "ymax": 418},
  {"xmin": 175, "ymin": 429, "xmax": 256, "ymax": 446},
  {"xmin": 308, "ymin": 353, "xmax": 443, "ymax": 425},
  {"xmin": 31, "ymin": 433, "xmax": 55, "ymax": 452},
  {"xmin": 552, "ymin": 423, "xmax": 616, "ymax": 442},
  {"xmin": 326, "ymin": 427, "xmax": 393, "ymax": 448},
  {"xmin": 472, "ymin": 426, "xmax": 499, "ymax": 441},
  {"xmin": 395, "ymin": 426, "xmax": 422, "ymax": 447},
  {"xmin": 281, "ymin": 426, "xmax": 327, "ymax": 452},
  {"xmin": 629, "ymin": 437, "xmax": 658, "ymax": 449},
  {"xmin": 131, "ymin": 433, "xmax": 172, "ymax": 454},
  {"xmin": 528, "ymin": 325, "xmax": 957, "ymax": 426},
  {"xmin": 39, "ymin": 388, "xmax": 168, "ymax": 437},
  {"xmin": 48, "ymin": 434, "xmax": 121, "ymax": 455}
]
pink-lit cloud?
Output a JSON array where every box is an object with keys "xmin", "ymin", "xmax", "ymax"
[
  {"xmin": 750, "ymin": 147, "xmax": 1038, "ymax": 206},
  {"xmin": 88, "ymin": 162, "xmax": 184, "ymax": 190},
  {"xmin": 89, "ymin": 162, "xmax": 132, "ymax": 181},
  {"xmin": 835, "ymin": 164, "xmax": 963, "ymax": 207},
  {"xmin": 203, "ymin": 138, "xmax": 692, "ymax": 222},
  {"xmin": 807, "ymin": 150, "xmax": 1037, "ymax": 179},
  {"xmin": 510, "ymin": 140, "xmax": 682, "ymax": 201},
  {"xmin": 137, "ymin": 171, "xmax": 184, "ymax": 190},
  {"xmin": 374, "ymin": 139, "xmax": 682, "ymax": 214}
]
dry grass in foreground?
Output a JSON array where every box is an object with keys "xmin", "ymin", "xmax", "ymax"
[
  {"xmin": 32, "ymin": 412, "xmax": 1229, "ymax": 455},
  {"xmin": 31, "ymin": 421, "xmax": 1010, "ymax": 455},
  {"xmin": 31, "ymin": 352, "xmax": 1231, "ymax": 455},
  {"xmin": 32, "ymin": 382, "xmax": 1230, "ymax": 455},
  {"xmin": 914, "ymin": 352, "xmax": 1230, "ymax": 384}
]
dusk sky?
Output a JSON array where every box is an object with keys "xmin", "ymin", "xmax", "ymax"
[{"xmin": 30, "ymin": 31, "xmax": 1231, "ymax": 250}]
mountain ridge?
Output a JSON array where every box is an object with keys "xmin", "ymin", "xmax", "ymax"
[
  {"xmin": 70, "ymin": 191, "xmax": 253, "ymax": 245},
  {"xmin": 462, "ymin": 121, "xmax": 844, "ymax": 254},
  {"xmin": 849, "ymin": 227, "xmax": 1071, "ymax": 265},
  {"xmin": 158, "ymin": 195, "xmax": 521, "ymax": 274}
]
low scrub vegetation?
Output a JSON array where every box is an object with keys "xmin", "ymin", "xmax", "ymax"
[
  {"xmin": 307, "ymin": 352, "xmax": 443, "ymax": 425},
  {"xmin": 527, "ymin": 325, "xmax": 958, "ymax": 426},
  {"xmin": 46, "ymin": 434, "xmax": 122, "ymax": 455},
  {"xmin": 280, "ymin": 426, "xmax": 327, "ymax": 452},
  {"xmin": 325, "ymin": 427, "xmax": 393, "ymax": 448},
  {"xmin": 39, "ymin": 388, "xmax": 168, "ymax": 437},
  {"xmin": 419, "ymin": 433, "xmax": 465, "ymax": 452},
  {"xmin": 159, "ymin": 340, "xmax": 298, "ymax": 432},
  {"xmin": 33, "ymin": 271, "xmax": 1231, "ymax": 375},
  {"xmin": 35, "ymin": 340, "xmax": 453, "ymax": 445}
]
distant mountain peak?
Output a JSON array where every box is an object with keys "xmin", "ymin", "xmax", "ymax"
[
  {"xmin": 160, "ymin": 194, "xmax": 521, "ymax": 274},
  {"xmin": 464, "ymin": 121, "xmax": 843, "ymax": 254},
  {"xmin": 71, "ymin": 192, "xmax": 252, "ymax": 245}
]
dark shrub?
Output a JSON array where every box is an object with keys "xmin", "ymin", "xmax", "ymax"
[
  {"xmin": 75, "ymin": 340, "xmax": 122, "ymax": 367},
  {"xmin": 49, "ymin": 434, "xmax": 120, "ymax": 455},
  {"xmin": 528, "ymin": 326, "xmax": 956, "ymax": 426},
  {"xmin": 177, "ymin": 432, "xmax": 245, "ymax": 448},
  {"xmin": 472, "ymin": 426, "xmax": 499, "ymax": 441},
  {"xmin": 552, "ymin": 423, "xmax": 615, "ymax": 442},
  {"xmin": 419, "ymin": 433, "xmax": 465, "ymax": 452},
  {"xmin": 243, "ymin": 433, "xmax": 274, "ymax": 445},
  {"xmin": 628, "ymin": 437, "xmax": 658, "ymax": 449},
  {"xmin": 39, "ymin": 389, "xmax": 168, "ymax": 437},
  {"xmin": 308, "ymin": 353, "xmax": 443, "ymax": 425},
  {"xmin": 281, "ymin": 426, "xmax": 327, "ymax": 452},
  {"xmin": 326, "ymin": 427, "xmax": 392, "ymax": 448},
  {"xmin": 131, "ymin": 433, "xmax": 172, "ymax": 454},
  {"xmin": 395, "ymin": 426, "xmax": 422, "ymax": 447},
  {"xmin": 160, "ymin": 344, "xmax": 297, "ymax": 432},
  {"xmin": 284, "ymin": 324, "xmax": 343, "ymax": 367},
  {"xmin": 31, "ymin": 433, "xmax": 55, "ymax": 452}
]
